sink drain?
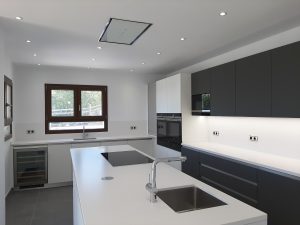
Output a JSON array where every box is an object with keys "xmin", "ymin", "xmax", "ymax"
[{"xmin": 101, "ymin": 176, "xmax": 114, "ymax": 181}]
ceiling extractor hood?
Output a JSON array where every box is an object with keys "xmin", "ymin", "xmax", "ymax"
[{"xmin": 99, "ymin": 18, "xmax": 152, "ymax": 45}]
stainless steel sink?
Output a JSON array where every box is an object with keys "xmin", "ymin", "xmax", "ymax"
[
  {"xmin": 156, "ymin": 185, "xmax": 226, "ymax": 213},
  {"xmin": 73, "ymin": 137, "xmax": 97, "ymax": 141}
]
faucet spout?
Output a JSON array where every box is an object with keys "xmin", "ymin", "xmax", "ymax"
[
  {"xmin": 82, "ymin": 125, "xmax": 88, "ymax": 139},
  {"xmin": 145, "ymin": 156, "xmax": 187, "ymax": 202}
]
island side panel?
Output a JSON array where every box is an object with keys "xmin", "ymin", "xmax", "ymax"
[{"xmin": 73, "ymin": 172, "xmax": 85, "ymax": 225}]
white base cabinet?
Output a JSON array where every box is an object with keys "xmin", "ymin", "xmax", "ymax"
[
  {"xmin": 47, "ymin": 138, "xmax": 155, "ymax": 184},
  {"xmin": 155, "ymin": 145, "xmax": 181, "ymax": 170},
  {"xmin": 48, "ymin": 144, "xmax": 72, "ymax": 184},
  {"xmin": 128, "ymin": 139, "xmax": 155, "ymax": 158}
]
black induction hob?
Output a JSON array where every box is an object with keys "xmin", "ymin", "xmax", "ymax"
[{"xmin": 101, "ymin": 151, "xmax": 153, "ymax": 167}]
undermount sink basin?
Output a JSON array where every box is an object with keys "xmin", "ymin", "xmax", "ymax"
[
  {"xmin": 156, "ymin": 185, "xmax": 226, "ymax": 213},
  {"xmin": 73, "ymin": 137, "xmax": 97, "ymax": 141}
]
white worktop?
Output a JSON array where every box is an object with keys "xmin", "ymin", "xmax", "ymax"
[
  {"xmin": 12, "ymin": 135, "xmax": 155, "ymax": 147},
  {"xmin": 71, "ymin": 145, "xmax": 266, "ymax": 225},
  {"xmin": 183, "ymin": 142, "xmax": 300, "ymax": 178}
]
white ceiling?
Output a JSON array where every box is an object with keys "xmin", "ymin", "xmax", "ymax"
[{"xmin": 1, "ymin": 0, "xmax": 300, "ymax": 75}]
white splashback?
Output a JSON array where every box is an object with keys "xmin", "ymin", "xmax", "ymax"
[{"xmin": 207, "ymin": 116, "xmax": 300, "ymax": 159}]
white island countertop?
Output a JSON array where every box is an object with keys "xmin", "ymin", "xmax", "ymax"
[{"xmin": 71, "ymin": 145, "xmax": 266, "ymax": 225}]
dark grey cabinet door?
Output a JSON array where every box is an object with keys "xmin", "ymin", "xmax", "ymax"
[
  {"xmin": 211, "ymin": 62, "xmax": 235, "ymax": 116},
  {"xmin": 181, "ymin": 147, "xmax": 199, "ymax": 179},
  {"xmin": 271, "ymin": 42, "xmax": 300, "ymax": 117},
  {"xmin": 191, "ymin": 69, "xmax": 211, "ymax": 95},
  {"xmin": 258, "ymin": 170, "xmax": 300, "ymax": 225},
  {"xmin": 235, "ymin": 52, "xmax": 271, "ymax": 117}
]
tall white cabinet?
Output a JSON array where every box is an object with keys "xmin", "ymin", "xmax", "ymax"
[
  {"xmin": 155, "ymin": 73, "xmax": 188, "ymax": 170},
  {"xmin": 156, "ymin": 74, "xmax": 181, "ymax": 113}
]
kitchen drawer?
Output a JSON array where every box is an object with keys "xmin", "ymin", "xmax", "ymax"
[
  {"xmin": 200, "ymin": 163, "xmax": 258, "ymax": 205},
  {"xmin": 198, "ymin": 151, "xmax": 258, "ymax": 182}
]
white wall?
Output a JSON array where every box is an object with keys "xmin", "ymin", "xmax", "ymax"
[
  {"xmin": 177, "ymin": 25, "xmax": 300, "ymax": 160},
  {"xmin": 13, "ymin": 64, "xmax": 162, "ymax": 142},
  {"xmin": 0, "ymin": 28, "xmax": 13, "ymax": 225}
]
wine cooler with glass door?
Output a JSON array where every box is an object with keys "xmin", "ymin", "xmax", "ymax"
[{"xmin": 14, "ymin": 146, "xmax": 48, "ymax": 188}]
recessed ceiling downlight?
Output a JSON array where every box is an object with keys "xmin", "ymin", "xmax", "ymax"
[
  {"xmin": 97, "ymin": 46, "xmax": 102, "ymax": 50},
  {"xmin": 220, "ymin": 11, "xmax": 227, "ymax": 16},
  {"xmin": 16, "ymin": 16, "xmax": 23, "ymax": 20},
  {"xmin": 91, "ymin": 58, "xmax": 96, "ymax": 61},
  {"xmin": 26, "ymin": 40, "xmax": 31, "ymax": 43},
  {"xmin": 156, "ymin": 52, "xmax": 161, "ymax": 55},
  {"xmin": 33, "ymin": 53, "xmax": 37, "ymax": 57},
  {"xmin": 99, "ymin": 18, "xmax": 152, "ymax": 45},
  {"xmin": 180, "ymin": 37, "xmax": 186, "ymax": 41}
]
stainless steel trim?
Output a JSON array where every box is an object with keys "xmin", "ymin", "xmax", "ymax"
[{"xmin": 145, "ymin": 156, "xmax": 187, "ymax": 202}]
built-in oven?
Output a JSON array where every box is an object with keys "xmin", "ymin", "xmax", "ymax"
[{"xmin": 157, "ymin": 113, "xmax": 182, "ymax": 151}]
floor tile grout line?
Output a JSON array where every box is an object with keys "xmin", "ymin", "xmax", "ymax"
[{"xmin": 29, "ymin": 189, "xmax": 41, "ymax": 225}]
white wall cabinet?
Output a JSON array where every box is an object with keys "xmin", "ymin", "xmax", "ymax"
[
  {"xmin": 48, "ymin": 144, "xmax": 72, "ymax": 184},
  {"xmin": 156, "ymin": 74, "xmax": 181, "ymax": 113}
]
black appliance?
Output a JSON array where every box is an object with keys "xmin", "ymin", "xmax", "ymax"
[
  {"xmin": 101, "ymin": 151, "xmax": 153, "ymax": 167},
  {"xmin": 157, "ymin": 113, "xmax": 182, "ymax": 151},
  {"xmin": 192, "ymin": 93, "xmax": 211, "ymax": 115}
]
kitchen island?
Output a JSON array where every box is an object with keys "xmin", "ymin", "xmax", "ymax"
[{"xmin": 71, "ymin": 145, "xmax": 267, "ymax": 225}]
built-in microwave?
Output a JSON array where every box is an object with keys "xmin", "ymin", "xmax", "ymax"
[
  {"xmin": 157, "ymin": 113, "xmax": 182, "ymax": 152},
  {"xmin": 192, "ymin": 93, "xmax": 211, "ymax": 115}
]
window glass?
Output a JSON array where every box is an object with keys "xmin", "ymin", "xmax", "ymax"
[
  {"xmin": 49, "ymin": 121, "xmax": 104, "ymax": 131},
  {"xmin": 81, "ymin": 90, "xmax": 102, "ymax": 116},
  {"xmin": 51, "ymin": 90, "xmax": 74, "ymax": 117},
  {"xmin": 6, "ymin": 85, "xmax": 12, "ymax": 119},
  {"xmin": 45, "ymin": 84, "xmax": 107, "ymax": 134}
]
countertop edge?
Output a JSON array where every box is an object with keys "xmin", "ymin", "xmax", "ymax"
[
  {"xmin": 12, "ymin": 135, "xmax": 156, "ymax": 147},
  {"xmin": 182, "ymin": 143, "xmax": 300, "ymax": 180}
]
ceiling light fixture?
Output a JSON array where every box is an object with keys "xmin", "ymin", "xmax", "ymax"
[
  {"xmin": 156, "ymin": 52, "xmax": 161, "ymax": 55},
  {"xmin": 180, "ymin": 37, "xmax": 186, "ymax": 41},
  {"xmin": 33, "ymin": 53, "xmax": 37, "ymax": 57},
  {"xmin": 91, "ymin": 58, "xmax": 96, "ymax": 61},
  {"xmin": 141, "ymin": 62, "xmax": 145, "ymax": 65},
  {"xmin": 220, "ymin": 11, "xmax": 227, "ymax": 16},
  {"xmin": 97, "ymin": 46, "xmax": 102, "ymax": 50},
  {"xmin": 16, "ymin": 16, "xmax": 23, "ymax": 20},
  {"xmin": 26, "ymin": 40, "xmax": 31, "ymax": 43},
  {"xmin": 37, "ymin": 64, "xmax": 41, "ymax": 66}
]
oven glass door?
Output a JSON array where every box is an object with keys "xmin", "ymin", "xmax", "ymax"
[
  {"xmin": 166, "ymin": 120, "xmax": 182, "ymax": 151},
  {"xmin": 157, "ymin": 120, "xmax": 167, "ymax": 137}
]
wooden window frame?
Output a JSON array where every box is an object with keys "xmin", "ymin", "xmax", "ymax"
[
  {"xmin": 45, "ymin": 84, "xmax": 108, "ymax": 134},
  {"xmin": 4, "ymin": 75, "xmax": 13, "ymax": 141}
]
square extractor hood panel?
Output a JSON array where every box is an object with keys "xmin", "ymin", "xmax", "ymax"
[{"xmin": 99, "ymin": 18, "xmax": 152, "ymax": 45}]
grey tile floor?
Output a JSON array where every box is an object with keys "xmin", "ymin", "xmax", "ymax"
[{"xmin": 6, "ymin": 186, "xmax": 73, "ymax": 225}]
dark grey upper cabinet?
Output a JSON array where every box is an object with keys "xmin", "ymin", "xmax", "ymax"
[
  {"xmin": 191, "ymin": 69, "xmax": 211, "ymax": 95},
  {"xmin": 211, "ymin": 62, "xmax": 236, "ymax": 116},
  {"xmin": 235, "ymin": 52, "xmax": 272, "ymax": 117},
  {"xmin": 271, "ymin": 42, "xmax": 300, "ymax": 117}
]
